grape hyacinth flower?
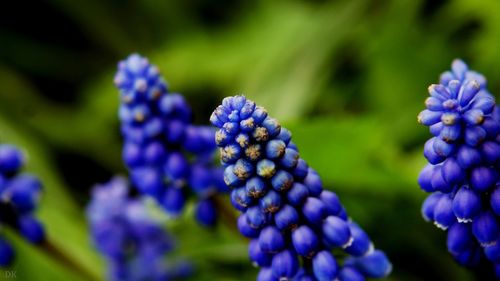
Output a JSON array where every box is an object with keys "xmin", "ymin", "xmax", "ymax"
[
  {"xmin": 114, "ymin": 54, "xmax": 227, "ymax": 226},
  {"xmin": 211, "ymin": 96, "xmax": 392, "ymax": 281},
  {"xmin": 87, "ymin": 177, "xmax": 192, "ymax": 281},
  {"xmin": 417, "ymin": 59, "xmax": 500, "ymax": 274},
  {"xmin": 0, "ymin": 144, "xmax": 45, "ymax": 266}
]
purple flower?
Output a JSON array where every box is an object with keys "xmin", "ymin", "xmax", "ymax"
[
  {"xmin": 418, "ymin": 59, "xmax": 500, "ymax": 275},
  {"xmin": 87, "ymin": 177, "xmax": 191, "ymax": 281},
  {"xmin": 115, "ymin": 54, "xmax": 227, "ymax": 226},
  {"xmin": 0, "ymin": 144, "xmax": 45, "ymax": 266},
  {"xmin": 211, "ymin": 96, "xmax": 391, "ymax": 280}
]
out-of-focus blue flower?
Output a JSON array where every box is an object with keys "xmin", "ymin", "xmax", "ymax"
[
  {"xmin": 115, "ymin": 53, "xmax": 227, "ymax": 227},
  {"xmin": 211, "ymin": 96, "xmax": 391, "ymax": 281},
  {"xmin": 418, "ymin": 59, "xmax": 499, "ymax": 276},
  {"xmin": 0, "ymin": 144, "xmax": 45, "ymax": 266},
  {"xmin": 87, "ymin": 177, "xmax": 191, "ymax": 281}
]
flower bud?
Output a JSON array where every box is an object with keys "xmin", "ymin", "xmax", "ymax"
[
  {"xmin": 292, "ymin": 225, "xmax": 319, "ymax": 257},
  {"xmin": 452, "ymin": 186, "xmax": 481, "ymax": 223},
  {"xmin": 257, "ymin": 267, "xmax": 274, "ymax": 281},
  {"xmin": 18, "ymin": 215, "xmax": 45, "ymax": 243},
  {"xmin": 0, "ymin": 238, "xmax": 14, "ymax": 267},
  {"xmin": 418, "ymin": 110, "xmax": 442, "ymax": 126},
  {"xmin": 260, "ymin": 190, "xmax": 282, "ymax": 213},
  {"xmin": 441, "ymin": 158, "xmax": 464, "ymax": 184},
  {"xmin": 446, "ymin": 223, "xmax": 474, "ymax": 254},
  {"xmin": 266, "ymin": 139, "xmax": 286, "ymax": 159},
  {"xmin": 456, "ymin": 145, "xmax": 481, "ymax": 169},
  {"xmin": 320, "ymin": 191, "xmax": 343, "ymax": 217},
  {"xmin": 274, "ymin": 205, "xmax": 299, "ymax": 231},
  {"xmin": 162, "ymin": 187, "xmax": 185, "ymax": 216},
  {"xmin": 271, "ymin": 170, "xmax": 294, "ymax": 192},
  {"xmin": 418, "ymin": 164, "xmax": 435, "ymax": 192},
  {"xmin": 465, "ymin": 126, "xmax": 486, "ymax": 146},
  {"xmin": 164, "ymin": 152, "xmax": 189, "ymax": 180},
  {"xmin": 256, "ymin": 159, "xmax": 276, "ymax": 179},
  {"xmin": 246, "ymin": 176, "xmax": 267, "ymax": 198},
  {"xmin": 352, "ymin": 250, "xmax": 392, "ymax": 278},
  {"xmin": 287, "ymin": 183, "xmax": 309, "ymax": 206},
  {"xmin": 323, "ymin": 216, "xmax": 352, "ymax": 248},
  {"xmin": 338, "ymin": 266, "xmax": 365, "ymax": 281},
  {"xmin": 231, "ymin": 187, "xmax": 253, "ymax": 211},
  {"xmin": 312, "ymin": 251, "xmax": 338, "ymax": 281},
  {"xmin": 233, "ymin": 159, "xmax": 254, "ymax": 180},
  {"xmin": 481, "ymin": 141, "xmax": 500, "ymax": 164},
  {"xmin": 433, "ymin": 195, "xmax": 454, "ymax": 230},
  {"xmin": 421, "ymin": 193, "xmax": 443, "ymax": 222},
  {"xmin": 431, "ymin": 166, "xmax": 453, "ymax": 193},
  {"xmin": 271, "ymin": 249, "xmax": 299, "ymax": 280},
  {"xmin": 0, "ymin": 145, "xmax": 25, "ymax": 173},
  {"xmin": 237, "ymin": 213, "xmax": 259, "ymax": 238},
  {"xmin": 6, "ymin": 175, "xmax": 42, "ymax": 213},
  {"xmin": 303, "ymin": 169, "xmax": 323, "ymax": 196},
  {"xmin": 345, "ymin": 223, "xmax": 372, "ymax": 256},
  {"xmin": 246, "ymin": 206, "xmax": 268, "ymax": 229},
  {"xmin": 280, "ymin": 148, "xmax": 299, "ymax": 169},
  {"xmin": 472, "ymin": 211, "xmax": 500, "ymax": 247},
  {"xmin": 424, "ymin": 138, "xmax": 445, "ymax": 164},
  {"xmin": 249, "ymin": 239, "xmax": 272, "ymax": 267},
  {"xmin": 470, "ymin": 167, "xmax": 496, "ymax": 192},
  {"xmin": 302, "ymin": 197, "xmax": 326, "ymax": 225}
]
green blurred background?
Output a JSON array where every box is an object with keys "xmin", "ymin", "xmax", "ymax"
[{"xmin": 0, "ymin": 0, "xmax": 499, "ymax": 280}]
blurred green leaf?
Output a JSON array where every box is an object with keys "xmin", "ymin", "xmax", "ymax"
[
  {"xmin": 286, "ymin": 116, "xmax": 416, "ymax": 194},
  {"xmin": 1, "ymin": 228, "xmax": 89, "ymax": 281}
]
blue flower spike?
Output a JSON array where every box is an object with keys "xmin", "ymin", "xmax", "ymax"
[
  {"xmin": 87, "ymin": 177, "xmax": 191, "ymax": 281},
  {"xmin": 115, "ymin": 54, "xmax": 227, "ymax": 227},
  {"xmin": 0, "ymin": 144, "xmax": 45, "ymax": 266},
  {"xmin": 418, "ymin": 59, "xmax": 500, "ymax": 276},
  {"xmin": 211, "ymin": 96, "xmax": 391, "ymax": 281}
]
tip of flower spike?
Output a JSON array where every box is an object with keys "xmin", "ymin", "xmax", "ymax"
[
  {"xmin": 451, "ymin": 58, "xmax": 466, "ymax": 67},
  {"xmin": 115, "ymin": 53, "xmax": 170, "ymax": 105},
  {"xmin": 212, "ymin": 96, "xmax": 275, "ymax": 150},
  {"xmin": 451, "ymin": 59, "xmax": 468, "ymax": 77},
  {"xmin": 428, "ymin": 84, "xmax": 451, "ymax": 101},
  {"xmin": 125, "ymin": 53, "xmax": 149, "ymax": 74},
  {"xmin": 221, "ymin": 95, "xmax": 247, "ymax": 111}
]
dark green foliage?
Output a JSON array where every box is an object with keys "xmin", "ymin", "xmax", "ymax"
[{"xmin": 0, "ymin": 0, "xmax": 498, "ymax": 280}]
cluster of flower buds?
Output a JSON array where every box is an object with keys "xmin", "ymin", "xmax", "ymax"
[
  {"xmin": 87, "ymin": 177, "xmax": 192, "ymax": 281},
  {"xmin": 417, "ymin": 59, "xmax": 500, "ymax": 272},
  {"xmin": 211, "ymin": 96, "xmax": 391, "ymax": 281},
  {"xmin": 114, "ymin": 54, "xmax": 227, "ymax": 226},
  {"xmin": 0, "ymin": 144, "xmax": 45, "ymax": 266}
]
